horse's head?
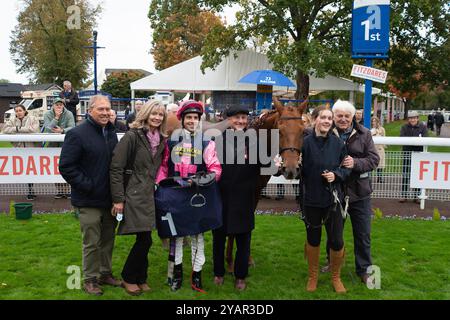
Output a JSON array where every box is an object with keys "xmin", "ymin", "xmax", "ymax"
[{"xmin": 273, "ymin": 97, "xmax": 307, "ymax": 179}]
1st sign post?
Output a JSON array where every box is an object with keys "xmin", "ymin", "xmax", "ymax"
[{"xmin": 351, "ymin": 0, "xmax": 390, "ymax": 128}]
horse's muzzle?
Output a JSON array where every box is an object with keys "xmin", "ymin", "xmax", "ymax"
[{"xmin": 282, "ymin": 166, "xmax": 301, "ymax": 180}]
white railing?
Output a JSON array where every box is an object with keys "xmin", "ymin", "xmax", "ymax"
[{"xmin": 1, "ymin": 134, "xmax": 449, "ymax": 209}]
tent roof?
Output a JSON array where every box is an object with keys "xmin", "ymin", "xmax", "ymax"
[{"xmin": 131, "ymin": 50, "xmax": 380, "ymax": 94}]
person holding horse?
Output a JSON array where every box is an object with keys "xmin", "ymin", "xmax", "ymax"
[
  {"xmin": 156, "ymin": 100, "xmax": 222, "ymax": 292},
  {"xmin": 301, "ymin": 106, "xmax": 350, "ymax": 293},
  {"xmin": 213, "ymin": 104, "xmax": 261, "ymax": 291}
]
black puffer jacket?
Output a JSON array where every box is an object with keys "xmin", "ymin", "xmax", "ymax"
[
  {"xmin": 301, "ymin": 130, "xmax": 350, "ymax": 208},
  {"xmin": 333, "ymin": 122, "xmax": 380, "ymax": 203},
  {"xmin": 59, "ymin": 117, "xmax": 118, "ymax": 208}
]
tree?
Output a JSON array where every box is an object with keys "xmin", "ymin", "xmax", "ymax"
[
  {"xmin": 382, "ymin": 0, "xmax": 449, "ymax": 118},
  {"xmin": 10, "ymin": 0, "xmax": 101, "ymax": 88},
  {"xmin": 200, "ymin": 0, "xmax": 354, "ymax": 99},
  {"xmin": 149, "ymin": 0, "xmax": 224, "ymax": 70},
  {"xmin": 0, "ymin": 79, "xmax": 10, "ymax": 83},
  {"xmin": 101, "ymin": 71, "xmax": 147, "ymax": 98}
]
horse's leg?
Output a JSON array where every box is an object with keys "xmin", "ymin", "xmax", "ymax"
[{"xmin": 225, "ymin": 235, "xmax": 235, "ymax": 274}]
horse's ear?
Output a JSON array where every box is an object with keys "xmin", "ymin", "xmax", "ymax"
[
  {"xmin": 273, "ymin": 96, "xmax": 284, "ymax": 114},
  {"xmin": 298, "ymin": 97, "xmax": 308, "ymax": 114}
]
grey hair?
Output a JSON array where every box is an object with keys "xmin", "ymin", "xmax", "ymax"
[
  {"xmin": 63, "ymin": 80, "xmax": 72, "ymax": 86},
  {"xmin": 88, "ymin": 95, "xmax": 111, "ymax": 110},
  {"xmin": 332, "ymin": 99, "xmax": 356, "ymax": 117},
  {"xmin": 166, "ymin": 103, "xmax": 180, "ymax": 112}
]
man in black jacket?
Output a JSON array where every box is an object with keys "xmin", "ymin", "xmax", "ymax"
[
  {"xmin": 59, "ymin": 80, "xmax": 79, "ymax": 122},
  {"xmin": 213, "ymin": 104, "xmax": 259, "ymax": 291},
  {"xmin": 59, "ymin": 95, "xmax": 121, "ymax": 295},
  {"xmin": 434, "ymin": 109, "xmax": 445, "ymax": 136},
  {"xmin": 399, "ymin": 111, "xmax": 428, "ymax": 202}
]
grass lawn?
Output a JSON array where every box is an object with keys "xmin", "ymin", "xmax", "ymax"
[
  {"xmin": 0, "ymin": 141, "xmax": 12, "ymax": 148},
  {"xmin": 0, "ymin": 213, "xmax": 449, "ymax": 300}
]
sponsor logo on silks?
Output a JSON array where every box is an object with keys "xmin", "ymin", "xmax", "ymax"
[{"xmin": 173, "ymin": 146, "xmax": 203, "ymax": 157}]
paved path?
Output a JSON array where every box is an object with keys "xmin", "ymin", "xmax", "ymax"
[{"xmin": 1, "ymin": 195, "xmax": 448, "ymax": 217}]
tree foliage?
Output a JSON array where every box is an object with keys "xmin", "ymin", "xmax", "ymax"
[
  {"xmin": 149, "ymin": 0, "xmax": 224, "ymax": 70},
  {"xmin": 200, "ymin": 0, "xmax": 354, "ymax": 99},
  {"xmin": 9, "ymin": 0, "xmax": 101, "ymax": 88},
  {"xmin": 200, "ymin": 1, "xmax": 448, "ymax": 104},
  {"xmin": 381, "ymin": 1, "xmax": 449, "ymax": 117},
  {"xmin": 101, "ymin": 71, "xmax": 147, "ymax": 98}
]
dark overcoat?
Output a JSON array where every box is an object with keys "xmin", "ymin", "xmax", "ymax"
[{"xmin": 218, "ymin": 129, "xmax": 260, "ymax": 234}]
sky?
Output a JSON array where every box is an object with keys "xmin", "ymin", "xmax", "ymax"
[{"xmin": 0, "ymin": 0, "xmax": 236, "ymax": 86}]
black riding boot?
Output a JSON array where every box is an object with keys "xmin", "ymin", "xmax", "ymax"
[
  {"xmin": 191, "ymin": 270, "xmax": 203, "ymax": 292},
  {"xmin": 170, "ymin": 264, "xmax": 183, "ymax": 291}
]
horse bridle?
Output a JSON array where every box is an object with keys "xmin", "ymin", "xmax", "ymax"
[{"xmin": 277, "ymin": 116, "xmax": 303, "ymax": 155}]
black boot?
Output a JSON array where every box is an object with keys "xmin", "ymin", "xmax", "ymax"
[
  {"xmin": 170, "ymin": 264, "xmax": 183, "ymax": 291},
  {"xmin": 191, "ymin": 270, "xmax": 204, "ymax": 292}
]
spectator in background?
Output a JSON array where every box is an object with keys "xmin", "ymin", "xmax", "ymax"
[
  {"xmin": 166, "ymin": 103, "xmax": 180, "ymax": 116},
  {"xmin": 1, "ymin": 104, "xmax": 40, "ymax": 201},
  {"xmin": 370, "ymin": 117, "xmax": 386, "ymax": 183},
  {"xmin": 399, "ymin": 110, "xmax": 427, "ymax": 203},
  {"xmin": 355, "ymin": 109, "xmax": 364, "ymax": 125},
  {"xmin": 43, "ymin": 98, "xmax": 75, "ymax": 199},
  {"xmin": 126, "ymin": 100, "xmax": 144, "ymax": 130},
  {"xmin": 124, "ymin": 105, "xmax": 131, "ymax": 120},
  {"xmin": 427, "ymin": 110, "xmax": 435, "ymax": 131},
  {"xmin": 59, "ymin": 80, "xmax": 79, "ymax": 122},
  {"xmin": 434, "ymin": 108, "xmax": 445, "ymax": 136},
  {"xmin": 59, "ymin": 95, "xmax": 121, "ymax": 296},
  {"xmin": 109, "ymin": 109, "xmax": 127, "ymax": 133}
]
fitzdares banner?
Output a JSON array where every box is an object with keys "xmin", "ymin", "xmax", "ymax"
[{"xmin": 0, "ymin": 148, "xmax": 66, "ymax": 183}]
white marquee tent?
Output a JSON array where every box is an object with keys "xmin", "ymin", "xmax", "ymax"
[{"xmin": 130, "ymin": 50, "xmax": 380, "ymax": 98}]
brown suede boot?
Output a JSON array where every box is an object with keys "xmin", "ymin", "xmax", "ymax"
[
  {"xmin": 330, "ymin": 248, "xmax": 346, "ymax": 293},
  {"xmin": 305, "ymin": 242, "xmax": 320, "ymax": 292}
]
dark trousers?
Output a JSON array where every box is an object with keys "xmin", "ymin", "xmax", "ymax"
[
  {"xmin": 304, "ymin": 205, "xmax": 344, "ymax": 251},
  {"xmin": 348, "ymin": 199, "xmax": 372, "ymax": 276},
  {"xmin": 213, "ymin": 227, "xmax": 251, "ymax": 279},
  {"xmin": 402, "ymin": 152, "xmax": 419, "ymax": 198},
  {"xmin": 28, "ymin": 183, "xmax": 34, "ymax": 196},
  {"xmin": 121, "ymin": 231, "xmax": 152, "ymax": 284},
  {"xmin": 326, "ymin": 199, "xmax": 372, "ymax": 276},
  {"xmin": 436, "ymin": 125, "xmax": 442, "ymax": 136}
]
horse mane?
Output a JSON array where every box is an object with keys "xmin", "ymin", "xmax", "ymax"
[{"xmin": 249, "ymin": 110, "xmax": 279, "ymax": 129}]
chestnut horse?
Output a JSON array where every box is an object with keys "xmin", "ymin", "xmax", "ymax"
[{"xmin": 225, "ymin": 97, "xmax": 308, "ymax": 271}]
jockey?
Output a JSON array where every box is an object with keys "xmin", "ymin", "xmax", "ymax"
[{"xmin": 156, "ymin": 100, "xmax": 222, "ymax": 292}]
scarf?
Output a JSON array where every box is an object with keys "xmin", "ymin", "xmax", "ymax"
[{"xmin": 146, "ymin": 129, "xmax": 160, "ymax": 156}]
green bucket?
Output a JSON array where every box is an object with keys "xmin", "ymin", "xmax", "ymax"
[{"xmin": 14, "ymin": 202, "xmax": 33, "ymax": 220}]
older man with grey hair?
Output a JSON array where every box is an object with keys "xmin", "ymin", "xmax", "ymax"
[
  {"xmin": 59, "ymin": 95, "xmax": 121, "ymax": 295},
  {"xmin": 399, "ymin": 110, "xmax": 428, "ymax": 202},
  {"xmin": 166, "ymin": 103, "xmax": 180, "ymax": 116},
  {"xmin": 320, "ymin": 100, "xmax": 379, "ymax": 286}
]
